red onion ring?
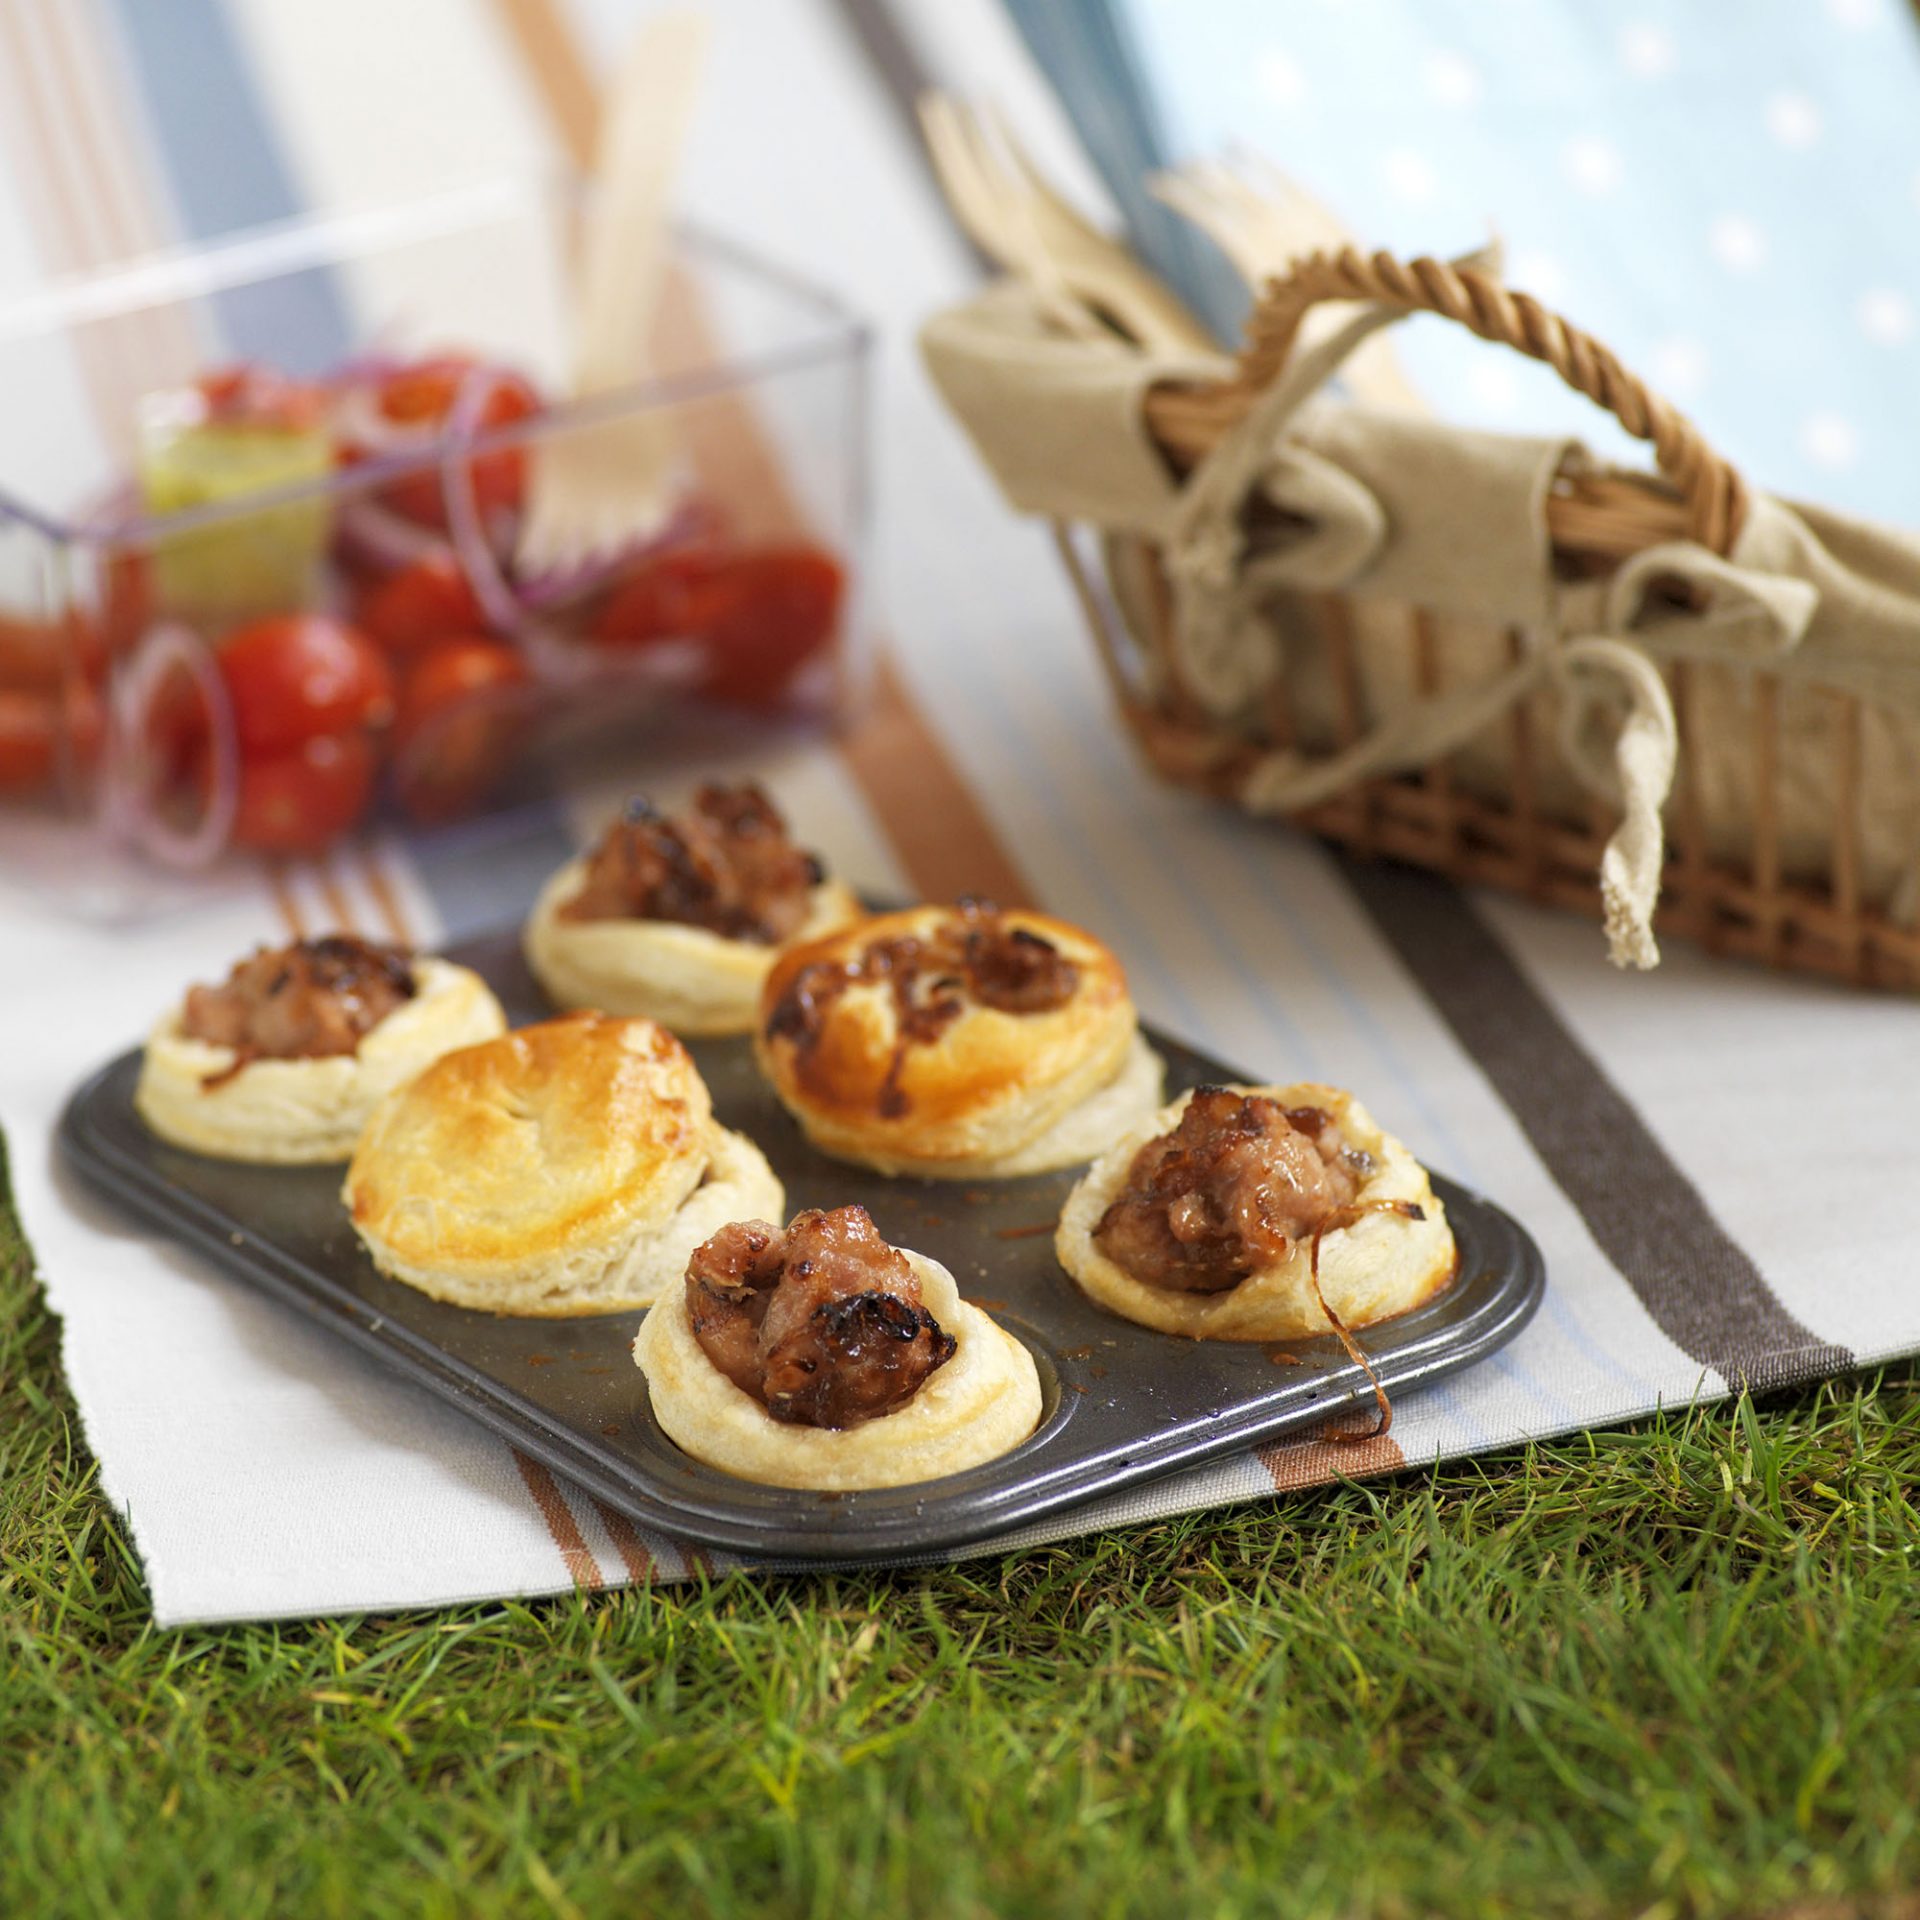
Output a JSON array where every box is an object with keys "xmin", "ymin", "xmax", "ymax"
[
  {"xmin": 341, "ymin": 362, "xmax": 722, "ymax": 647},
  {"xmin": 332, "ymin": 493, "xmax": 454, "ymax": 576},
  {"xmin": 327, "ymin": 374, "xmax": 423, "ymax": 465},
  {"xmin": 440, "ymin": 363, "xmax": 534, "ymax": 638},
  {"xmin": 106, "ymin": 620, "xmax": 237, "ymax": 870}
]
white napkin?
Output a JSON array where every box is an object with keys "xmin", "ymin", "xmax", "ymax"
[{"xmin": 13, "ymin": 755, "xmax": 1920, "ymax": 1626}]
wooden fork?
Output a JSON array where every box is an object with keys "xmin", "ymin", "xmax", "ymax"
[
  {"xmin": 516, "ymin": 12, "xmax": 709, "ymax": 578},
  {"xmin": 918, "ymin": 93, "xmax": 1217, "ymax": 356}
]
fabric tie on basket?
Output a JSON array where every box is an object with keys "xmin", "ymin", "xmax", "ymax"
[
  {"xmin": 1168, "ymin": 290, "xmax": 1691, "ymax": 968},
  {"xmin": 922, "ymin": 267, "xmax": 1920, "ymax": 967}
]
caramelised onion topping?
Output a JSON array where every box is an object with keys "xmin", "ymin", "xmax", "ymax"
[{"xmin": 763, "ymin": 900, "xmax": 1080, "ymax": 1117}]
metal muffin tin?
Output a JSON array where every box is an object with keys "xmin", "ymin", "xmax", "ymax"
[{"xmin": 59, "ymin": 927, "xmax": 1544, "ymax": 1563}]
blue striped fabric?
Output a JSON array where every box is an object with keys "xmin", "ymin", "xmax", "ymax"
[{"xmin": 106, "ymin": 0, "xmax": 353, "ymax": 367}]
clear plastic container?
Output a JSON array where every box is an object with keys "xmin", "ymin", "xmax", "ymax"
[{"xmin": 0, "ymin": 176, "xmax": 871, "ymax": 919}]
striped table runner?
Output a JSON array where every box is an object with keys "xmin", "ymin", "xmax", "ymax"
[{"xmin": 3, "ymin": 0, "xmax": 1915, "ymax": 1623}]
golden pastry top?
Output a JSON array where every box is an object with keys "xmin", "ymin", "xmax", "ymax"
[
  {"xmin": 754, "ymin": 903, "xmax": 1136, "ymax": 1154},
  {"xmin": 346, "ymin": 1012, "xmax": 714, "ymax": 1268}
]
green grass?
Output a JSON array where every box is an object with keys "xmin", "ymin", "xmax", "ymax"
[{"xmin": 4, "ymin": 1133, "xmax": 1918, "ymax": 1920}]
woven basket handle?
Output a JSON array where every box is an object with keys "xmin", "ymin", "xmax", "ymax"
[{"xmin": 1226, "ymin": 247, "xmax": 1747, "ymax": 556}]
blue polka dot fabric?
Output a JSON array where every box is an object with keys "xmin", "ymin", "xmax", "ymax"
[{"xmin": 1114, "ymin": 0, "xmax": 1920, "ymax": 520}]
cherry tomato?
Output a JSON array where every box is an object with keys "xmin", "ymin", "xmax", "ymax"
[
  {"xmin": 361, "ymin": 355, "xmax": 540, "ymax": 528},
  {"xmin": 0, "ymin": 683, "xmax": 103, "ymax": 795},
  {"xmin": 231, "ymin": 730, "xmax": 377, "ymax": 853},
  {"xmin": 354, "ymin": 553, "xmax": 487, "ymax": 658},
  {"xmin": 697, "ymin": 548, "xmax": 845, "ymax": 706},
  {"xmin": 596, "ymin": 545, "xmax": 843, "ymax": 707},
  {"xmin": 0, "ymin": 606, "xmax": 108, "ymax": 694},
  {"xmin": 375, "ymin": 356, "xmax": 516, "ymax": 428},
  {"xmin": 592, "ymin": 549, "xmax": 734, "ymax": 648},
  {"xmin": 196, "ymin": 363, "xmax": 328, "ymax": 432},
  {"xmin": 393, "ymin": 635, "xmax": 529, "ymax": 742},
  {"xmin": 0, "ymin": 689, "xmax": 58, "ymax": 792},
  {"xmin": 391, "ymin": 637, "xmax": 530, "ymax": 824},
  {"xmin": 0, "ymin": 584, "xmax": 117, "ymax": 702},
  {"xmin": 99, "ymin": 549, "xmax": 153, "ymax": 659},
  {"xmin": 219, "ymin": 615, "xmax": 394, "ymax": 754},
  {"xmin": 140, "ymin": 653, "xmax": 216, "ymax": 801}
]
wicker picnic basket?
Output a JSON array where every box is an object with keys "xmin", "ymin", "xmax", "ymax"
[{"xmin": 923, "ymin": 245, "xmax": 1920, "ymax": 989}]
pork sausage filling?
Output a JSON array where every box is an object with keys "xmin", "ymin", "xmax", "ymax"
[
  {"xmin": 1093, "ymin": 1087, "xmax": 1376, "ymax": 1294},
  {"xmin": 685, "ymin": 1206, "xmax": 956, "ymax": 1428},
  {"xmin": 560, "ymin": 782, "xmax": 825, "ymax": 942},
  {"xmin": 181, "ymin": 935, "xmax": 416, "ymax": 1083}
]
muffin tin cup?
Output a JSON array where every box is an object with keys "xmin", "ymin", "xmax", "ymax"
[{"xmin": 59, "ymin": 928, "xmax": 1544, "ymax": 1564}]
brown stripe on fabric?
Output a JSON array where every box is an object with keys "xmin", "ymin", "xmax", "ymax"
[
  {"xmin": 591, "ymin": 1499, "xmax": 658, "ymax": 1584},
  {"xmin": 1343, "ymin": 858, "xmax": 1852, "ymax": 1392},
  {"xmin": 358, "ymin": 849, "xmax": 415, "ymax": 947},
  {"xmin": 651, "ymin": 265, "xmax": 815, "ymax": 542},
  {"xmin": 487, "ymin": 0, "xmax": 1036, "ymax": 911},
  {"xmin": 839, "ymin": 655, "xmax": 1036, "ymax": 907},
  {"xmin": 265, "ymin": 864, "xmax": 307, "ymax": 939},
  {"xmin": 490, "ymin": 0, "xmax": 600, "ymax": 170},
  {"xmin": 313, "ymin": 858, "xmax": 358, "ymax": 934},
  {"xmin": 1257, "ymin": 1410, "xmax": 1405, "ymax": 1491},
  {"xmin": 514, "ymin": 1451, "xmax": 604, "ymax": 1590}
]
